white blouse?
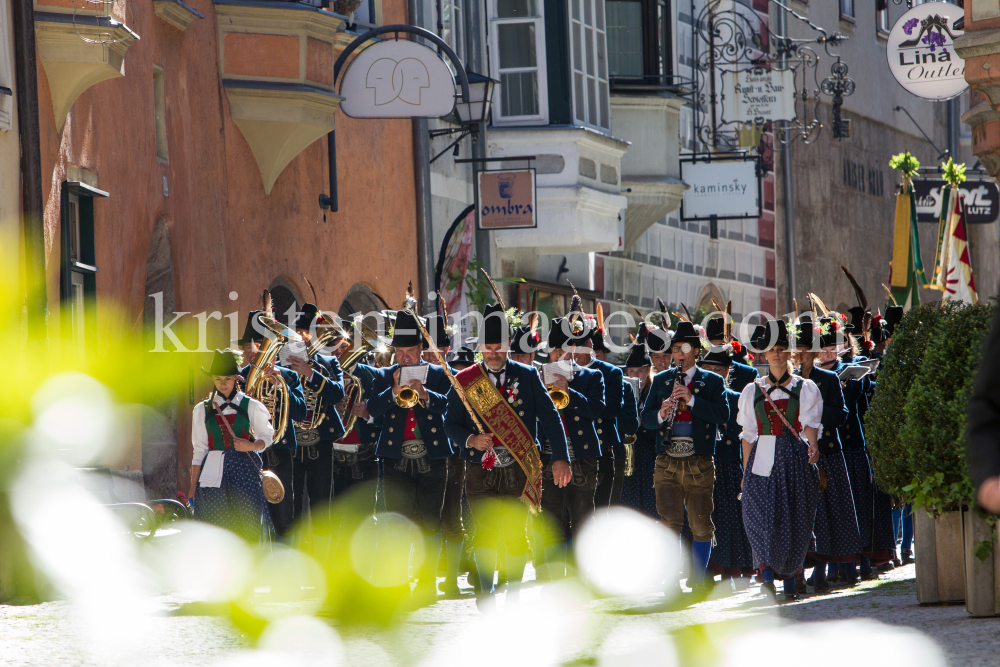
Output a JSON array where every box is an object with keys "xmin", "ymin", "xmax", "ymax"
[
  {"xmin": 737, "ymin": 375, "xmax": 823, "ymax": 443},
  {"xmin": 191, "ymin": 391, "xmax": 275, "ymax": 466}
]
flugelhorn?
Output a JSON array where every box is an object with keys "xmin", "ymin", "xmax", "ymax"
[
  {"xmin": 547, "ymin": 385, "xmax": 570, "ymax": 410},
  {"xmin": 395, "ymin": 386, "xmax": 420, "ymax": 408}
]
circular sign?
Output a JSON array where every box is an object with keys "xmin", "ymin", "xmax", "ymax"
[
  {"xmin": 339, "ymin": 39, "xmax": 457, "ymax": 119},
  {"xmin": 887, "ymin": 2, "xmax": 967, "ymax": 101}
]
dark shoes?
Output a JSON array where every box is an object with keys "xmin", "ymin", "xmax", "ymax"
[
  {"xmin": 795, "ymin": 577, "xmax": 807, "ymax": 595},
  {"xmin": 440, "ymin": 579, "xmax": 461, "ymax": 597},
  {"xmin": 901, "ymin": 549, "xmax": 913, "ymax": 565},
  {"xmin": 760, "ymin": 581, "xmax": 777, "ymax": 602}
]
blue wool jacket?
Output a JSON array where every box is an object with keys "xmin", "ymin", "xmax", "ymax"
[
  {"xmin": 306, "ymin": 353, "xmax": 347, "ymax": 443},
  {"xmin": 641, "ymin": 366, "xmax": 731, "ymax": 456},
  {"xmin": 347, "ymin": 363, "xmax": 384, "ymax": 446},
  {"xmin": 239, "ymin": 364, "xmax": 308, "ymax": 450},
  {"xmin": 728, "ymin": 361, "xmax": 759, "ymax": 394},
  {"xmin": 444, "ymin": 360, "xmax": 570, "ymax": 463},
  {"xmin": 558, "ymin": 363, "xmax": 606, "ymax": 459},
  {"xmin": 800, "ymin": 365, "xmax": 849, "ymax": 455},
  {"xmin": 830, "ymin": 361, "xmax": 868, "ymax": 449},
  {"xmin": 616, "ymin": 381, "xmax": 640, "ymax": 445},
  {"xmin": 715, "ymin": 388, "xmax": 744, "ymax": 464},
  {"xmin": 367, "ymin": 363, "xmax": 453, "ymax": 460},
  {"xmin": 589, "ymin": 359, "xmax": 625, "ymax": 459}
]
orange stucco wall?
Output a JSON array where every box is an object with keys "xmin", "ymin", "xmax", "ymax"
[
  {"xmin": 223, "ymin": 32, "xmax": 300, "ymax": 79},
  {"xmin": 36, "ymin": 0, "xmax": 417, "ymax": 489}
]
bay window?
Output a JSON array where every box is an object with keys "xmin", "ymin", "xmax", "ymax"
[
  {"xmin": 606, "ymin": 0, "xmax": 672, "ymax": 87},
  {"xmin": 490, "ymin": 0, "xmax": 548, "ymax": 124},
  {"xmin": 569, "ymin": 0, "xmax": 611, "ymax": 131}
]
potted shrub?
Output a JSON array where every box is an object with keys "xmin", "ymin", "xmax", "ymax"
[
  {"xmin": 867, "ymin": 301, "xmax": 972, "ymax": 604},
  {"xmin": 900, "ymin": 302, "xmax": 992, "ymax": 609}
]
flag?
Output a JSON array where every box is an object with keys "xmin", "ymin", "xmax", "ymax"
[
  {"xmin": 888, "ymin": 177, "xmax": 928, "ymax": 310},
  {"xmin": 930, "ymin": 184, "xmax": 956, "ymax": 291},
  {"xmin": 942, "ymin": 196, "xmax": 978, "ymax": 304},
  {"xmin": 436, "ymin": 206, "xmax": 476, "ymax": 340}
]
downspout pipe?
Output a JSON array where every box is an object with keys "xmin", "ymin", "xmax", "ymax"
[
  {"xmin": 409, "ymin": 0, "xmax": 436, "ymax": 314},
  {"xmin": 12, "ymin": 0, "xmax": 46, "ymax": 343},
  {"xmin": 776, "ymin": 5, "xmax": 796, "ymax": 314}
]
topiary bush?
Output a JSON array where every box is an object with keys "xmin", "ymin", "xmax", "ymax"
[
  {"xmin": 898, "ymin": 302, "xmax": 994, "ymax": 513},
  {"xmin": 867, "ymin": 301, "xmax": 960, "ymax": 497}
]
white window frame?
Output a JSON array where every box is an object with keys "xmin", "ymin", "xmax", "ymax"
[
  {"xmin": 0, "ymin": 0, "xmax": 13, "ymax": 131},
  {"xmin": 68, "ymin": 192, "xmax": 81, "ymax": 263},
  {"xmin": 489, "ymin": 0, "xmax": 549, "ymax": 126},
  {"xmin": 438, "ymin": 0, "xmax": 465, "ymax": 65},
  {"xmin": 876, "ymin": 6, "xmax": 889, "ymax": 35},
  {"xmin": 70, "ymin": 271, "xmax": 86, "ymax": 352},
  {"xmin": 568, "ymin": 0, "xmax": 611, "ymax": 132}
]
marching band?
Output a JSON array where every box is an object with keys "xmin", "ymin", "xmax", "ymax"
[{"xmin": 186, "ymin": 279, "xmax": 906, "ymax": 608}]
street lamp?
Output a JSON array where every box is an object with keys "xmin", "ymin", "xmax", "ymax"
[{"xmin": 430, "ymin": 70, "xmax": 498, "ymax": 162}]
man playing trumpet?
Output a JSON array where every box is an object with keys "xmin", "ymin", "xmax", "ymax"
[{"xmin": 367, "ymin": 309, "xmax": 453, "ymax": 603}]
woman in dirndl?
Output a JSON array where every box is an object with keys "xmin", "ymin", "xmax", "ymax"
[
  {"xmin": 738, "ymin": 320, "xmax": 823, "ymax": 601},
  {"xmin": 189, "ymin": 349, "xmax": 276, "ymax": 545},
  {"xmin": 620, "ymin": 325, "xmax": 659, "ymax": 519}
]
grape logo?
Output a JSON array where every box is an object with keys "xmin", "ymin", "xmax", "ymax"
[
  {"xmin": 886, "ymin": 2, "xmax": 966, "ymax": 101},
  {"xmin": 340, "ymin": 39, "xmax": 457, "ymax": 118},
  {"xmin": 366, "ymin": 58, "xmax": 431, "ymax": 106}
]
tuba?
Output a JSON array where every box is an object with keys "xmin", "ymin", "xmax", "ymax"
[
  {"xmin": 244, "ymin": 312, "xmax": 294, "ymax": 444},
  {"xmin": 293, "ymin": 308, "xmax": 351, "ymax": 433},
  {"xmin": 333, "ymin": 317, "xmax": 383, "ymax": 435}
]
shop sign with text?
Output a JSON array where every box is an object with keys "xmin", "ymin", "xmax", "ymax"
[
  {"xmin": 887, "ymin": 3, "xmax": 966, "ymax": 101},
  {"xmin": 720, "ymin": 69, "xmax": 795, "ymax": 123},
  {"xmin": 478, "ymin": 169, "xmax": 537, "ymax": 230}
]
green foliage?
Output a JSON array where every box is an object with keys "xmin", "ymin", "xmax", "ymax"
[
  {"xmin": 889, "ymin": 151, "xmax": 921, "ymax": 178},
  {"xmin": 446, "ymin": 258, "xmax": 525, "ymax": 313},
  {"xmin": 941, "ymin": 157, "xmax": 967, "ymax": 186},
  {"xmin": 867, "ymin": 302, "xmax": 956, "ymax": 496},
  {"xmin": 870, "ymin": 301, "xmax": 994, "ymax": 513}
]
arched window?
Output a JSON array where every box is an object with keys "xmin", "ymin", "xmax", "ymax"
[{"xmin": 268, "ymin": 278, "xmax": 301, "ymax": 328}]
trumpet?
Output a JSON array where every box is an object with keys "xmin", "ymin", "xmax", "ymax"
[
  {"xmin": 395, "ymin": 386, "xmax": 420, "ymax": 409},
  {"xmin": 547, "ymin": 385, "xmax": 570, "ymax": 410}
]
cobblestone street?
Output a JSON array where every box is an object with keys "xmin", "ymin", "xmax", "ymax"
[{"xmin": 2, "ymin": 563, "xmax": 997, "ymax": 667}]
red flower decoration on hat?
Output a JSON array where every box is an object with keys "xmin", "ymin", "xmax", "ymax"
[
  {"xmin": 863, "ymin": 340, "xmax": 874, "ymax": 352},
  {"xmin": 532, "ymin": 332, "xmax": 540, "ymax": 343},
  {"xmin": 813, "ymin": 326, "xmax": 822, "ymax": 334},
  {"xmin": 730, "ymin": 340, "xmax": 742, "ymax": 354},
  {"xmin": 831, "ymin": 321, "xmax": 841, "ymax": 332},
  {"xmin": 746, "ymin": 353, "xmax": 754, "ymax": 363}
]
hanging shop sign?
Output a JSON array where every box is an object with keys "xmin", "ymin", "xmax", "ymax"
[
  {"xmin": 913, "ymin": 178, "xmax": 1000, "ymax": 224},
  {"xmin": 887, "ymin": 3, "xmax": 966, "ymax": 101},
  {"xmin": 680, "ymin": 154, "xmax": 761, "ymax": 221},
  {"xmin": 339, "ymin": 39, "xmax": 458, "ymax": 118},
  {"xmin": 478, "ymin": 169, "xmax": 537, "ymax": 230},
  {"xmin": 720, "ymin": 69, "xmax": 796, "ymax": 124}
]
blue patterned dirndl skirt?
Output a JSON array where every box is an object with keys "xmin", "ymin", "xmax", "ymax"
[
  {"xmin": 621, "ymin": 439, "xmax": 658, "ymax": 520},
  {"xmin": 842, "ymin": 447, "xmax": 873, "ymax": 548},
  {"xmin": 194, "ymin": 449, "xmax": 274, "ymax": 546},
  {"xmin": 709, "ymin": 459, "xmax": 754, "ymax": 574},
  {"xmin": 811, "ymin": 450, "xmax": 863, "ymax": 562},
  {"xmin": 741, "ymin": 433, "xmax": 820, "ymax": 579}
]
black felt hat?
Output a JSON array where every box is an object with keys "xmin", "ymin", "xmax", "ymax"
[
  {"xmin": 646, "ymin": 325, "xmax": 672, "ymax": 353},
  {"xmin": 481, "ymin": 303, "xmax": 509, "ymax": 345},
  {"xmin": 751, "ymin": 320, "xmax": 789, "ymax": 350},
  {"xmin": 423, "ymin": 315, "xmax": 452, "ymax": 350},
  {"xmin": 870, "ymin": 314, "xmax": 889, "ymax": 344},
  {"xmin": 700, "ymin": 348, "xmax": 733, "ymax": 368},
  {"xmin": 238, "ymin": 310, "xmax": 265, "ymax": 346},
  {"xmin": 818, "ymin": 315, "xmax": 849, "ymax": 348},
  {"xmin": 203, "ymin": 349, "xmax": 241, "ymax": 376},
  {"xmin": 789, "ymin": 316, "xmax": 816, "ymax": 349},
  {"xmin": 548, "ymin": 317, "xmax": 588, "ymax": 350},
  {"xmin": 705, "ymin": 317, "xmax": 726, "ymax": 342},
  {"xmin": 590, "ymin": 327, "xmax": 611, "ymax": 353},
  {"xmin": 511, "ymin": 325, "xmax": 541, "ymax": 354},
  {"xmin": 294, "ymin": 303, "xmax": 321, "ymax": 331},
  {"xmin": 846, "ymin": 306, "xmax": 866, "ymax": 335},
  {"xmin": 884, "ymin": 306, "xmax": 904, "ymax": 336},
  {"xmin": 390, "ymin": 310, "xmax": 423, "ymax": 348},
  {"xmin": 671, "ymin": 321, "xmax": 704, "ymax": 349},
  {"xmin": 451, "ymin": 345, "xmax": 477, "ymax": 369}
]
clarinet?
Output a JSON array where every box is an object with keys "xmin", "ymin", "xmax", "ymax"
[{"xmin": 661, "ymin": 365, "xmax": 685, "ymax": 442}]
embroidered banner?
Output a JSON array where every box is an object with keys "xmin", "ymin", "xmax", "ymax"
[{"xmin": 457, "ymin": 364, "xmax": 543, "ymax": 512}]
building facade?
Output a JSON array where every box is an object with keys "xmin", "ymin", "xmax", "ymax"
[{"xmin": 20, "ymin": 0, "xmax": 421, "ymax": 496}]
